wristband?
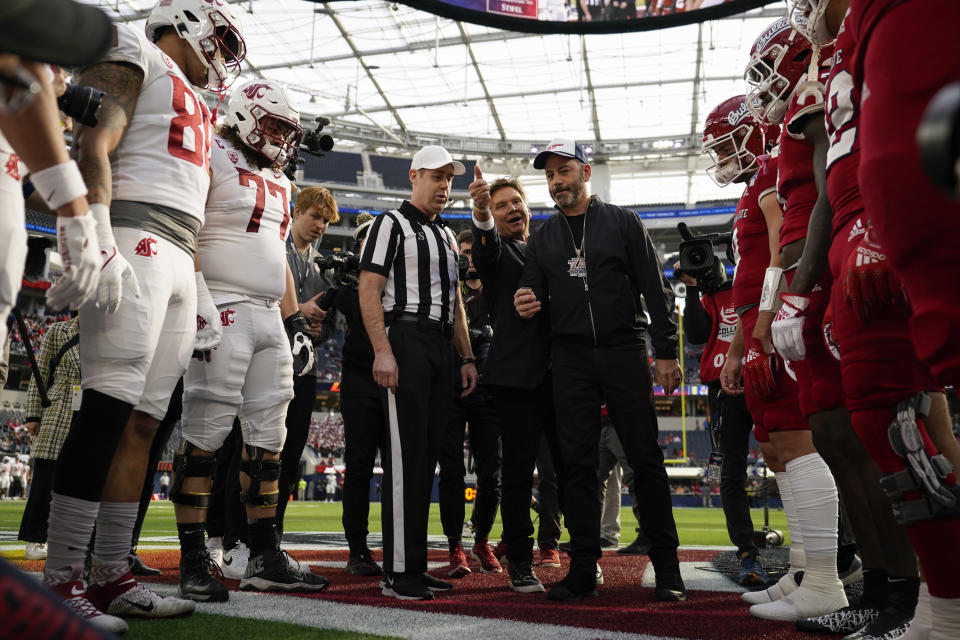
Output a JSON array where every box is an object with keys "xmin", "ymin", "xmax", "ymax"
[
  {"xmin": 460, "ymin": 356, "xmax": 476, "ymax": 366},
  {"xmin": 30, "ymin": 160, "xmax": 87, "ymax": 210},
  {"xmin": 759, "ymin": 267, "xmax": 783, "ymax": 312}
]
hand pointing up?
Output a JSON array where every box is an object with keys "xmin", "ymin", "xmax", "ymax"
[{"xmin": 469, "ymin": 164, "xmax": 491, "ymax": 212}]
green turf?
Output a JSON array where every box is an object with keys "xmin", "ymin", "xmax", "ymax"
[
  {"xmin": 0, "ymin": 500, "xmax": 789, "ymax": 547},
  {"xmin": 125, "ymin": 612, "xmax": 396, "ymax": 639}
]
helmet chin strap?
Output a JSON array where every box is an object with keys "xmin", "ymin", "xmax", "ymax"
[{"xmin": 794, "ymin": 43, "xmax": 824, "ymax": 109}]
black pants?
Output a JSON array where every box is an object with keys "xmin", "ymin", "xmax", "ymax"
[
  {"xmin": 552, "ymin": 342, "xmax": 679, "ymax": 576},
  {"xmin": 709, "ymin": 380, "xmax": 758, "ymax": 555},
  {"xmin": 207, "ymin": 419, "xmax": 247, "ymax": 548},
  {"xmin": 275, "ymin": 373, "xmax": 316, "ymax": 537},
  {"xmin": 340, "ymin": 366, "xmax": 385, "ymax": 554},
  {"xmin": 488, "ymin": 374, "xmax": 561, "ymax": 564},
  {"xmin": 18, "ymin": 458, "xmax": 56, "ymax": 543},
  {"xmin": 438, "ymin": 386, "xmax": 501, "ymax": 543},
  {"xmin": 596, "ymin": 418, "xmax": 643, "ymax": 534},
  {"xmin": 380, "ymin": 324, "xmax": 454, "ymax": 575},
  {"xmin": 535, "ymin": 433, "xmax": 562, "ymax": 547}
]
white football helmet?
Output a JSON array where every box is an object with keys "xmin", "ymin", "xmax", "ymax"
[
  {"xmin": 145, "ymin": 0, "xmax": 246, "ymax": 92},
  {"xmin": 786, "ymin": 0, "xmax": 836, "ymax": 46},
  {"xmin": 225, "ymin": 81, "xmax": 302, "ymax": 166}
]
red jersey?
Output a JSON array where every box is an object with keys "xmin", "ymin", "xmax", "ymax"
[
  {"xmin": 731, "ymin": 155, "xmax": 779, "ymax": 311},
  {"xmin": 777, "ymin": 51, "xmax": 833, "ymax": 251},
  {"xmin": 825, "ymin": 18, "xmax": 864, "ymax": 239},
  {"xmin": 698, "ymin": 287, "xmax": 737, "ymax": 384}
]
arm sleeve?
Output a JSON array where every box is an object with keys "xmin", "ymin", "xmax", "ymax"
[
  {"xmin": 359, "ymin": 213, "xmax": 397, "ymax": 277},
  {"xmin": 682, "ymin": 287, "xmax": 713, "ymax": 345},
  {"xmin": 624, "ymin": 211, "xmax": 678, "ymax": 359}
]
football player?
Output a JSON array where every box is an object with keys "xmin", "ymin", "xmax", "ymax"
[
  {"xmin": 40, "ymin": 0, "xmax": 245, "ymax": 631},
  {"xmin": 173, "ymin": 79, "xmax": 327, "ymax": 601}
]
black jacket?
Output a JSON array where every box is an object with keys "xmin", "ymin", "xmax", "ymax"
[
  {"xmin": 519, "ymin": 195, "xmax": 678, "ymax": 358},
  {"xmin": 471, "ymin": 218, "xmax": 550, "ymax": 389}
]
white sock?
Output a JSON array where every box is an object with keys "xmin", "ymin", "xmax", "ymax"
[
  {"xmin": 44, "ymin": 493, "xmax": 99, "ymax": 586},
  {"xmin": 776, "ymin": 474, "xmax": 806, "ymax": 577},
  {"xmin": 749, "ymin": 584, "xmax": 849, "ymax": 621},
  {"xmin": 785, "ymin": 453, "xmax": 842, "ymax": 595},
  {"xmin": 742, "ymin": 572, "xmax": 798, "ymax": 604},
  {"xmin": 929, "ymin": 594, "xmax": 960, "ymax": 640},
  {"xmin": 903, "ymin": 583, "xmax": 933, "ymax": 640},
  {"xmin": 91, "ymin": 501, "xmax": 139, "ymax": 585}
]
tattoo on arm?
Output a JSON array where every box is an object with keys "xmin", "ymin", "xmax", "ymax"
[{"xmin": 73, "ymin": 62, "xmax": 143, "ymax": 204}]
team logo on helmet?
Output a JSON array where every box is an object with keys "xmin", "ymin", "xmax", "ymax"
[
  {"xmin": 726, "ymin": 102, "xmax": 751, "ymax": 127},
  {"xmin": 754, "ymin": 17, "xmax": 792, "ymax": 56},
  {"xmin": 242, "ymin": 83, "xmax": 271, "ymax": 100}
]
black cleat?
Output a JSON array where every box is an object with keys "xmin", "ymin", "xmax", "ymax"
[
  {"xmin": 345, "ymin": 549, "xmax": 383, "ymax": 577},
  {"xmin": 240, "ymin": 549, "xmax": 329, "ymax": 593},
  {"xmin": 796, "ymin": 605, "xmax": 879, "ymax": 635},
  {"xmin": 130, "ymin": 550, "xmax": 162, "ymax": 577},
  {"xmin": 617, "ymin": 533, "xmax": 653, "ymax": 556},
  {"xmin": 844, "ymin": 606, "xmax": 913, "ymax": 640},
  {"xmin": 179, "ymin": 549, "xmax": 229, "ymax": 602},
  {"xmin": 547, "ymin": 571, "xmax": 598, "ymax": 601},
  {"xmin": 420, "ymin": 573, "xmax": 453, "ymax": 592},
  {"xmin": 381, "ymin": 572, "xmax": 433, "ymax": 600},
  {"xmin": 508, "ymin": 561, "xmax": 545, "ymax": 594}
]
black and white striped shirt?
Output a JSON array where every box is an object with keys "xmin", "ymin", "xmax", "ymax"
[{"xmin": 359, "ymin": 201, "xmax": 459, "ymax": 324}]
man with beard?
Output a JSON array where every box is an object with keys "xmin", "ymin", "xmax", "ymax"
[{"xmin": 514, "ymin": 138, "xmax": 684, "ymax": 602}]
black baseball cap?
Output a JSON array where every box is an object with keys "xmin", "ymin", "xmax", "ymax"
[
  {"xmin": 533, "ymin": 138, "xmax": 590, "ymax": 170},
  {"xmin": 0, "ymin": 0, "xmax": 112, "ymax": 67}
]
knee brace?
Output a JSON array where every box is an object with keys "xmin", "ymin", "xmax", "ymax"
[
  {"xmin": 880, "ymin": 393, "xmax": 960, "ymax": 525},
  {"xmin": 170, "ymin": 439, "xmax": 216, "ymax": 509},
  {"xmin": 240, "ymin": 445, "xmax": 282, "ymax": 507}
]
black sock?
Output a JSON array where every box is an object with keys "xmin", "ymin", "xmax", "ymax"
[
  {"xmin": 247, "ymin": 517, "xmax": 279, "ymax": 556},
  {"xmin": 886, "ymin": 575, "xmax": 920, "ymax": 615},
  {"xmin": 177, "ymin": 523, "xmax": 206, "ymax": 555},
  {"xmin": 860, "ymin": 568, "xmax": 889, "ymax": 609},
  {"xmin": 837, "ymin": 542, "xmax": 858, "ymax": 572}
]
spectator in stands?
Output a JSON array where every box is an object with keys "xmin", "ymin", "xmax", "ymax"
[{"xmin": 18, "ymin": 316, "xmax": 79, "ymax": 562}]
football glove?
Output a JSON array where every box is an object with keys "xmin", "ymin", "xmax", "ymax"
[
  {"xmin": 91, "ymin": 203, "xmax": 140, "ymax": 313},
  {"xmin": 844, "ymin": 230, "xmax": 907, "ymax": 321},
  {"xmin": 771, "ymin": 293, "xmax": 810, "ymax": 362},
  {"xmin": 46, "ymin": 212, "xmax": 100, "ymax": 310},
  {"xmin": 194, "ymin": 272, "xmax": 222, "ymax": 354},
  {"xmin": 744, "ymin": 338, "xmax": 777, "ymax": 399},
  {"xmin": 284, "ymin": 311, "xmax": 316, "ymax": 376}
]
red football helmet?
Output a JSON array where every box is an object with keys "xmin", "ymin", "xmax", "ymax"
[
  {"xmin": 787, "ymin": 0, "xmax": 837, "ymax": 46},
  {"xmin": 744, "ymin": 17, "xmax": 813, "ymax": 124},
  {"xmin": 701, "ymin": 95, "xmax": 766, "ymax": 186}
]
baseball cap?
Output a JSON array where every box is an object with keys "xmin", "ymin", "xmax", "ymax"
[
  {"xmin": 533, "ymin": 138, "xmax": 589, "ymax": 170},
  {"xmin": 0, "ymin": 0, "xmax": 112, "ymax": 67},
  {"xmin": 411, "ymin": 145, "xmax": 465, "ymax": 175}
]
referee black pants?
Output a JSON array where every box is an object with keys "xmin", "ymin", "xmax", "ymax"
[
  {"xmin": 276, "ymin": 373, "xmax": 317, "ymax": 536},
  {"xmin": 380, "ymin": 324, "xmax": 454, "ymax": 575},
  {"xmin": 551, "ymin": 341, "xmax": 679, "ymax": 577}
]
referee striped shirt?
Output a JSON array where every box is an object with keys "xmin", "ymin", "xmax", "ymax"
[{"xmin": 359, "ymin": 201, "xmax": 459, "ymax": 324}]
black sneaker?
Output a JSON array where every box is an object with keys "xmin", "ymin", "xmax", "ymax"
[
  {"xmin": 346, "ymin": 550, "xmax": 383, "ymax": 577},
  {"xmin": 179, "ymin": 549, "xmax": 229, "ymax": 602},
  {"xmin": 796, "ymin": 605, "xmax": 879, "ymax": 635},
  {"xmin": 600, "ymin": 538, "xmax": 618, "ymax": 549},
  {"xmin": 240, "ymin": 549, "xmax": 329, "ymax": 593},
  {"xmin": 617, "ymin": 533, "xmax": 652, "ymax": 556},
  {"xmin": 420, "ymin": 573, "xmax": 453, "ymax": 592},
  {"xmin": 547, "ymin": 571, "xmax": 597, "ymax": 601},
  {"xmin": 130, "ymin": 550, "xmax": 162, "ymax": 577},
  {"xmin": 508, "ymin": 561, "xmax": 545, "ymax": 594},
  {"xmin": 381, "ymin": 572, "xmax": 433, "ymax": 601},
  {"xmin": 843, "ymin": 607, "xmax": 912, "ymax": 640},
  {"xmin": 654, "ymin": 564, "xmax": 686, "ymax": 602}
]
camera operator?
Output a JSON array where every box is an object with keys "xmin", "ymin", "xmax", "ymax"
[
  {"xmin": 673, "ymin": 251, "xmax": 766, "ymax": 586},
  {"xmin": 278, "ymin": 186, "xmax": 338, "ymax": 537},
  {"xmin": 438, "ymin": 229, "xmax": 503, "ymax": 577}
]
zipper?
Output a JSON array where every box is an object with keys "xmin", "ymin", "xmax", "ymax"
[{"xmin": 564, "ymin": 207, "xmax": 598, "ymax": 346}]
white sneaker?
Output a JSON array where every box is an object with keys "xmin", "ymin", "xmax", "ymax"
[
  {"xmin": 221, "ymin": 542, "xmax": 250, "ymax": 580},
  {"xmin": 53, "ymin": 580, "xmax": 129, "ymax": 635},
  {"xmin": 24, "ymin": 542, "xmax": 47, "ymax": 560},
  {"xmin": 206, "ymin": 536, "xmax": 224, "ymax": 568},
  {"xmin": 91, "ymin": 576, "xmax": 196, "ymax": 619},
  {"xmin": 743, "ymin": 572, "xmax": 799, "ymax": 605},
  {"xmin": 750, "ymin": 585, "xmax": 849, "ymax": 622}
]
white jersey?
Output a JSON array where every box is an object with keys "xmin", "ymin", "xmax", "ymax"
[
  {"xmin": 0, "ymin": 460, "xmax": 10, "ymax": 485},
  {"xmin": 199, "ymin": 135, "xmax": 292, "ymax": 303},
  {"xmin": 104, "ymin": 23, "xmax": 212, "ymax": 222}
]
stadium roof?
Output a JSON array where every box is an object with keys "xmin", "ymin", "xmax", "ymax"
[{"xmin": 79, "ymin": 0, "xmax": 784, "ymax": 206}]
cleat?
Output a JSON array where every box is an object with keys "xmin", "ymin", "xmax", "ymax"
[
  {"xmin": 446, "ymin": 543, "xmax": 471, "ymax": 578},
  {"xmin": 179, "ymin": 548, "xmax": 228, "ymax": 602},
  {"xmin": 750, "ymin": 585, "xmax": 849, "ymax": 622},
  {"xmin": 206, "ymin": 536, "xmax": 224, "ymax": 568},
  {"xmin": 129, "ymin": 551, "xmax": 161, "ymax": 577},
  {"xmin": 796, "ymin": 605, "xmax": 880, "ymax": 635},
  {"xmin": 538, "ymin": 545, "xmax": 561, "ymax": 568},
  {"xmin": 345, "ymin": 549, "xmax": 382, "ymax": 576},
  {"xmin": 381, "ymin": 572, "xmax": 433, "ymax": 600},
  {"xmin": 51, "ymin": 580, "xmax": 129, "ymax": 634},
  {"xmin": 220, "ymin": 541, "xmax": 250, "ymax": 580},
  {"xmin": 738, "ymin": 551, "xmax": 770, "ymax": 587},
  {"xmin": 24, "ymin": 542, "xmax": 47, "ymax": 561},
  {"xmin": 471, "ymin": 538, "xmax": 503, "ymax": 574},
  {"xmin": 508, "ymin": 561, "xmax": 545, "ymax": 593},
  {"xmin": 654, "ymin": 565, "xmax": 687, "ymax": 602},
  {"xmin": 617, "ymin": 533, "xmax": 652, "ymax": 556},
  {"xmin": 421, "ymin": 573, "xmax": 453, "ymax": 592},
  {"xmin": 547, "ymin": 571, "xmax": 597, "ymax": 601},
  {"xmin": 743, "ymin": 572, "xmax": 799, "ymax": 604},
  {"xmin": 240, "ymin": 549, "xmax": 329, "ymax": 593},
  {"xmin": 87, "ymin": 572, "xmax": 195, "ymax": 618},
  {"xmin": 843, "ymin": 606, "xmax": 913, "ymax": 640},
  {"xmin": 840, "ymin": 554, "xmax": 864, "ymax": 587},
  {"xmin": 493, "ymin": 541, "xmax": 508, "ymax": 566}
]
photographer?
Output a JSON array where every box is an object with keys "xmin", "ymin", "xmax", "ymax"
[
  {"xmin": 278, "ymin": 186, "xmax": 338, "ymax": 537},
  {"xmin": 673, "ymin": 244, "xmax": 766, "ymax": 586},
  {"xmin": 438, "ymin": 230, "xmax": 503, "ymax": 577}
]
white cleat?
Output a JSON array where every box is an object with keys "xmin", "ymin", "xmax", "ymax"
[
  {"xmin": 750, "ymin": 585, "xmax": 849, "ymax": 622},
  {"xmin": 55, "ymin": 581, "xmax": 129, "ymax": 635},
  {"xmin": 221, "ymin": 542, "xmax": 250, "ymax": 580},
  {"xmin": 89, "ymin": 575, "xmax": 196, "ymax": 619},
  {"xmin": 24, "ymin": 542, "xmax": 47, "ymax": 560},
  {"xmin": 742, "ymin": 572, "xmax": 799, "ymax": 605},
  {"xmin": 206, "ymin": 536, "xmax": 224, "ymax": 569}
]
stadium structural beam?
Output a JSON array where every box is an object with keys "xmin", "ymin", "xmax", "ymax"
[
  {"xmin": 580, "ymin": 34, "xmax": 603, "ymax": 142},
  {"xmin": 686, "ymin": 22, "xmax": 706, "ymax": 205},
  {"xmin": 458, "ymin": 22, "xmax": 507, "ymax": 142}
]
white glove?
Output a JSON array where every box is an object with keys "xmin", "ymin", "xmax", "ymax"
[
  {"xmin": 771, "ymin": 293, "xmax": 810, "ymax": 362},
  {"xmin": 194, "ymin": 272, "xmax": 222, "ymax": 352},
  {"xmin": 46, "ymin": 213, "xmax": 101, "ymax": 311},
  {"xmin": 91, "ymin": 203, "xmax": 140, "ymax": 313}
]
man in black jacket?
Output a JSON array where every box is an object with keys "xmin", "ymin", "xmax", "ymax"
[
  {"xmin": 469, "ymin": 169, "xmax": 563, "ymax": 593},
  {"xmin": 515, "ymin": 138, "xmax": 685, "ymax": 602}
]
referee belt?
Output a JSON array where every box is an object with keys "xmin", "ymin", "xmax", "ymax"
[{"xmin": 387, "ymin": 312, "xmax": 453, "ymax": 339}]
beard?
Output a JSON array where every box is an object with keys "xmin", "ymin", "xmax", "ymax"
[{"xmin": 551, "ymin": 182, "xmax": 581, "ymax": 208}]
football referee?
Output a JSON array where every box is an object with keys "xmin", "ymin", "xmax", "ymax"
[{"xmin": 359, "ymin": 145, "xmax": 479, "ymax": 601}]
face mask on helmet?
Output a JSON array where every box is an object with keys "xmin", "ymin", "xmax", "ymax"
[
  {"xmin": 744, "ymin": 19, "xmax": 812, "ymax": 124},
  {"xmin": 788, "ymin": 0, "xmax": 836, "ymax": 46},
  {"xmin": 227, "ymin": 82, "xmax": 302, "ymax": 166},
  {"xmin": 701, "ymin": 95, "xmax": 764, "ymax": 186}
]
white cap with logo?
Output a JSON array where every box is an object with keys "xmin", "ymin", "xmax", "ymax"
[{"xmin": 411, "ymin": 145, "xmax": 466, "ymax": 175}]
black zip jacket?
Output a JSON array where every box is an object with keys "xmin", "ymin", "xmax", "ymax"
[{"xmin": 519, "ymin": 195, "xmax": 678, "ymax": 358}]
